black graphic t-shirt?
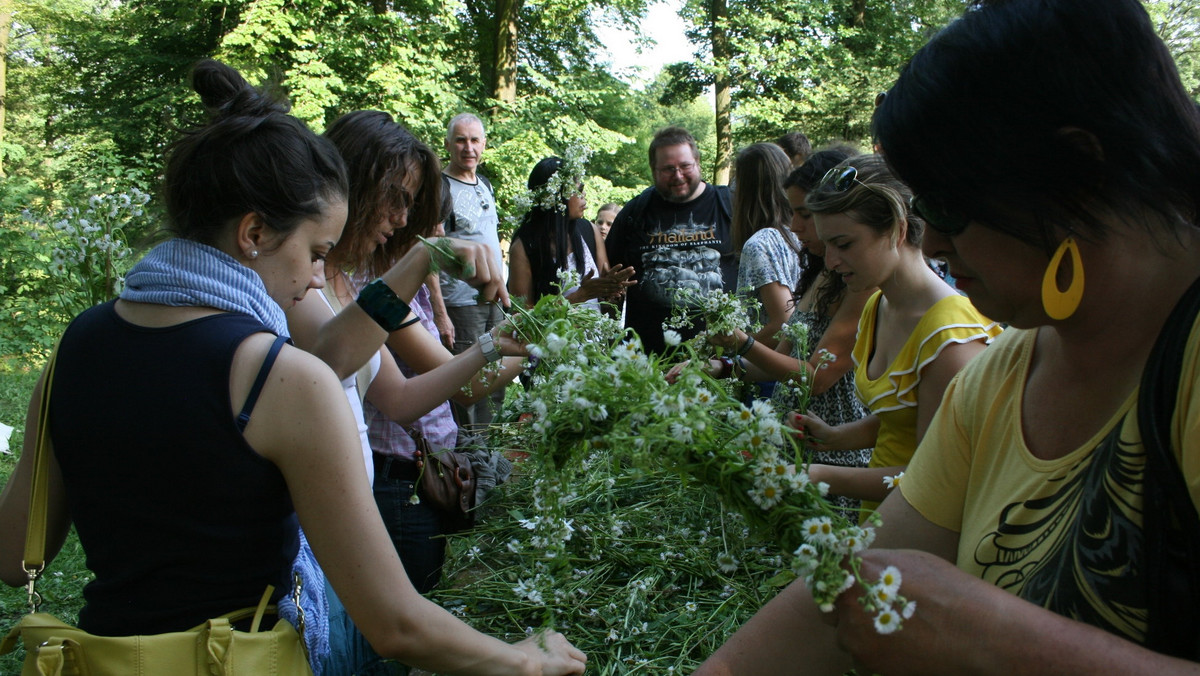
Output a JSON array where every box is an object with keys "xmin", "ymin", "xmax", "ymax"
[{"xmin": 607, "ymin": 184, "xmax": 735, "ymax": 354}]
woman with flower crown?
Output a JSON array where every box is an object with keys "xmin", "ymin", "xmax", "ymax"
[{"xmin": 507, "ymin": 153, "xmax": 635, "ymax": 307}]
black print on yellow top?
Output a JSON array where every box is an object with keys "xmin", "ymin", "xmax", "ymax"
[
  {"xmin": 639, "ymin": 221, "xmax": 725, "ymax": 308},
  {"xmin": 973, "ymin": 414, "xmax": 1148, "ymax": 643}
]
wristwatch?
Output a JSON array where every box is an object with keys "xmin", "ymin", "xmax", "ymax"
[{"xmin": 477, "ymin": 332, "xmax": 502, "ymax": 363}]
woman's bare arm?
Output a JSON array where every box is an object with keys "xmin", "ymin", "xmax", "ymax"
[{"xmin": 240, "ymin": 338, "xmax": 584, "ymax": 675}]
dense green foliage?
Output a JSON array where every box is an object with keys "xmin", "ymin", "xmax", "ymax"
[{"xmin": 3, "ymin": 0, "xmax": 1196, "ymax": 363}]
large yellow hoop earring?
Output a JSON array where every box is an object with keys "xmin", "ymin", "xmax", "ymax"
[{"xmin": 1041, "ymin": 236, "xmax": 1084, "ymax": 320}]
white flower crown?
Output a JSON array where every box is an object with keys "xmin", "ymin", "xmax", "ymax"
[{"xmin": 509, "ymin": 145, "xmax": 593, "ymax": 227}]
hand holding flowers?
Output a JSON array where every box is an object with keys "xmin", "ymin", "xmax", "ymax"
[{"xmin": 418, "ymin": 235, "xmax": 509, "ymax": 306}]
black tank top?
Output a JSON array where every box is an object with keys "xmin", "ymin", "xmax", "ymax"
[{"xmin": 50, "ymin": 302, "xmax": 298, "ymax": 635}]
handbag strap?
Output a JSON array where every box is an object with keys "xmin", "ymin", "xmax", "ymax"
[
  {"xmin": 23, "ymin": 341, "xmax": 60, "ymax": 612},
  {"xmin": 404, "ymin": 426, "xmax": 434, "ymax": 460},
  {"xmin": 1137, "ymin": 273, "xmax": 1200, "ymax": 659}
]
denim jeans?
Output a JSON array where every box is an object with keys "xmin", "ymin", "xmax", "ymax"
[
  {"xmin": 445, "ymin": 303, "xmax": 507, "ymax": 426},
  {"xmin": 372, "ymin": 471, "xmax": 448, "ymax": 594},
  {"xmin": 321, "ymin": 578, "xmax": 407, "ymax": 676}
]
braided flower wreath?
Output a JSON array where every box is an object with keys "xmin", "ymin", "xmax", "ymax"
[{"xmin": 508, "ymin": 144, "xmax": 593, "ymax": 227}]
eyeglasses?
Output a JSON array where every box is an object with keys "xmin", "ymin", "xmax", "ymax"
[
  {"xmin": 655, "ymin": 162, "xmax": 697, "ymax": 177},
  {"xmin": 818, "ymin": 166, "xmax": 870, "ymax": 193},
  {"xmin": 909, "ymin": 194, "xmax": 970, "ymax": 236},
  {"xmin": 475, "ymin": 185, "xmax": 490, "ymax": 210},
  {"xmin": 388, "ymin": 187, "xmax": 413, "ymax": 216}
]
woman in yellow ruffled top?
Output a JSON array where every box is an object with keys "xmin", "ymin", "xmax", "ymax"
[{"xmin": 793, "ymin": 155, "xmax": 1002, "ymax": 513}]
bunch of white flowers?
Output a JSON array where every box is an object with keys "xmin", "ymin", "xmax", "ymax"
[
  {"xmin": 23, "ymin": 188, "xmax": 150, "ymax": 313},
  {"xmin": 496, "ymin": 290, "xmax": 913, "ymax": 632},
  {"xmin": 664, "ymin": 288, "xmax": 763, "ymax": 360}
]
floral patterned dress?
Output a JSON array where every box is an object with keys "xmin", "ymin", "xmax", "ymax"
[{"xmin": 771, "ymin": 308, "xmax": 873, "ymax": 519}]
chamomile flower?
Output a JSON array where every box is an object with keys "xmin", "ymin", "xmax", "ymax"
[
  {"xmin": 871, "ymin": 585, "xmax": 894, "ymax": 607},
  {"xmin": 670, "ymin": 422, "xmax": 694, "ymax": 443},
  {"xmin": 716, "ymin": 552, "xmax": 739, "ymax": 574},
  {"xmin": 786, "ymin": 469, "xmax": 811, "ymax": 492},
  {"xmin": 545, "ymin": 332, "xmax": 568, "ymax": 355},
  {"xmin": 748, "ymin": 483, "xmax": 784, "ymax": 509},
  {"xmin": 730, "ymin": 406, "xmax": 754, "ymax": 426},
  {"xmin": 749, "ymin": 399, "xmax": 774, "ymax": 419},
  {"xmin": 837, "ymin": 530, "xmax": 870, "ymax": 555},
  {"xmin": 882, "ymin": 472, "xmax": 904, "ymax": 489},
  {"xmin": 801, "ymin": 517, "xmax": 837, "ymax": 546},
  {"xmin": 664, "ymin": 329, "xmax": 682, "ymax": 346},
  {"xmin": 613, "ymin": 340, "xmax": 640, "ymax": 361},
  {"xmin": 878, "ymin": 565, "xmax": 902, "ymax": 594},
  {"xmin": 873, "ymin": 608, "xmax": 901, "ymax": 634}
]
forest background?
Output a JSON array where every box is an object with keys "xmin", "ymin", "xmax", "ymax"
[{"xmin": 0, "ymin": 0, "xmax": 1198, "ymax": 362}]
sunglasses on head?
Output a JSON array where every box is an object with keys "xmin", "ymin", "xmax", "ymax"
[
  {"xmin": 909, "ymin": 194, "xmax": 970, "ymax": 236},
  {"xmin": 818, "ymin": 166, "xmax": 870, "ymax": 193}
]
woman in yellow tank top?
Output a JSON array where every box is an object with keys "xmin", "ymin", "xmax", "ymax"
[{"xmin": 792, "ymin": 155, "xmax": 1001, "ymax": 513}]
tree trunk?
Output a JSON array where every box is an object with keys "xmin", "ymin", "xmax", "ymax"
[
  {"xmin": 491, "ymin": 0, "xmax": 522, "ymax": 104},
  {"xmin": 851, "ymin": 0, "xmax": 866, "ymax": 27},
  {"xmin": 710, "ymin": 0, "xmax": 732, "ymax": 185},
  {"xmin": 0, "ymin": 0, "xmax": 11, "ymax": 178}
]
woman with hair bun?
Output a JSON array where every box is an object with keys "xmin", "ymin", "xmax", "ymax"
[
  {"xmin": 0, "ymin": 60, "xmax": 585, "ymax": 676},
  {"xmin": 693, "ymin": 148, "xmax": 876, "ymax": 519}
]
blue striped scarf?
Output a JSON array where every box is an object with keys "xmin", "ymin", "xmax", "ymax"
[{"xmin": 120, "ymin": 238, "xmax": 290, "ymax": 338}]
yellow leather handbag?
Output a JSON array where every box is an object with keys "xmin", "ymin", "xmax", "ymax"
[{"xmin": 0, "ymin": 346, "xmax": 313, "ymax": 676}]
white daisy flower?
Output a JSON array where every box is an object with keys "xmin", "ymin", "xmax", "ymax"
[
  {"xmin": 878, "ymin": 565, "xmax": 902, "ymax": 594},
  {"xmin": 873, "ymin": 608, "xmax": 901, "ymax": 634},
  {"xmin": 801, "ymin": 517, "xmax": 838, "ymax": 546},
  {"xmin": 748, "ymin": 483, "xmax": 783, "ymax": 510},
  {"xmin": 670, "ymin": 422, "xmax": 694, "ymax": 443},
  {"xmin": 716, "ymin": 552, "xmax": 739, "ymax": 574}
]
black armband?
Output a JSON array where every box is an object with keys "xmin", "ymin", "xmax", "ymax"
[{"xmin": 356, "ymin": 279, "xmax": 412, "ymax": 332}]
